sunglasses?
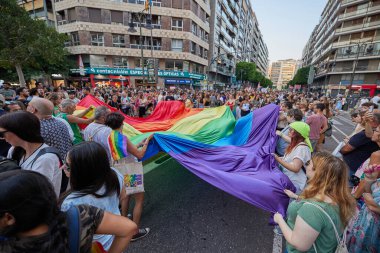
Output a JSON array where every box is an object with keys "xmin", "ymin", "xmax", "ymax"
[
  {"xmin": 0, "ymin": 131, "xmax": 8, "ymax": 139},
  {"xmin": 305, "ymin": 160, "xmax": 311, "ymax": 167}
]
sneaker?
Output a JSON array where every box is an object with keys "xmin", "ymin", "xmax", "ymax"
[{"xmin": 131, "ymin": 228, "xmax": 150, "ymax": 242}]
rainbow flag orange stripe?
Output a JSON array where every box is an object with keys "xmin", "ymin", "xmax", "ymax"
[{"xmin": 108, "ymin": 131, "xmax": 128, "ymax": 160}]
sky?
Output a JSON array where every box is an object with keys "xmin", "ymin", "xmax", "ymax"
[{"xmin": 250, "ymin": 0, "xmax": 328, "ymax": 63}]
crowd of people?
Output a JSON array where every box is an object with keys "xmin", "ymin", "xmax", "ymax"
[{"xmin": 0, "ymin": 81, "xmax": 379, "ymax": 253}]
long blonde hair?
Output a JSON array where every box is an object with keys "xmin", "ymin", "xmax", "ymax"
[{"xmin": 300, "ymin": 152, "xmax": 356, "ymax": 226}]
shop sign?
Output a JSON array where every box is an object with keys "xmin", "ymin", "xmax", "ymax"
[
  {"xmin": 71, "ymin": 68, "xmax": 206, "ymax": 80},
  {"xmin": 165, "ymin": 79, "xmax": 192, "ymax": 85}
]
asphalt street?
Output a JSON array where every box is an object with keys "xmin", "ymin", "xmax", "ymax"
[{"xmin": 127, "ymin": 111, "xmax": 355, "ymax": 253}]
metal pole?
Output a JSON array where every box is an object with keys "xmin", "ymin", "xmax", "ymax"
[
  {"xmin": 349, "ymin": 43, "xmax": 362, "ymax": 90},
  {"xmin": 139, "ymin": 14, "xmax": 145, "ymax": 86},
  {"xmin": 149, "ymin": 6, "xmax": 155, "ymax": 85}
]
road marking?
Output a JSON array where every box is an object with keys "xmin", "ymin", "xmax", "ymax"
[
  {"xmin": 335, "ymin": 115, "xmax": 355, "ymax": 127},
  {"xmin": 331, "ymin": 135, "xmax": 340, "ymax": 144},
  {"xmin": 272, "ymin": 232, "xmax": 283, "ymax": 253},
  {"xmin": 332, "ymin": 120, "xmax": 343, "ymax": 126},
  {"xmin": 333, "ymin": 125, "xmax": 348, "ymax": 137}
]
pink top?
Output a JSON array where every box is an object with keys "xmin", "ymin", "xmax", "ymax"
[{"xmin": 306, "ymin": 114, "xmax": 327, "ymax": 140}]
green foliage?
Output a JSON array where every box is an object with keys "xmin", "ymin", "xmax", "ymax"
[
  {"xmin": 0, "ymin": 0, "xmax": 71, "ymax": 83},
  {"xmin": 235, "ymin": 62, "xmax": 273, "ymax": 87},
  {"xmin": 289, "ymin": 66, "xmax": 310, "ymax": 86}
]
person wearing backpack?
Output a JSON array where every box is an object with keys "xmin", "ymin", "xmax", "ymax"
[
  {"xmin": 0, "ymin": 170, "xmax": 137, "ymax": 253},
  {"xmin": 274, "ymin": 152, "xmax": 356, "ymax": 253},
  {"xmin": 0, "ymin": 111, "xmax": 62, "ymax": 196}
]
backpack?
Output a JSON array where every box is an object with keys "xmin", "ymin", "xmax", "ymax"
[
  {"xmin": 0, "ymin": 156, "xmax": 21, "ymax": 173},
  {"xmin": 66, "ymin": 206, "xmax": 107, "ymax": 253}
]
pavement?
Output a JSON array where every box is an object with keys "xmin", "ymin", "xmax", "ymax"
[{"xmin": 126, "ymin": 111, "xmax": 355, "ymax": 253}]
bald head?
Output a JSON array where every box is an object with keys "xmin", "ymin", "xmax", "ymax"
[{"xmin": 28, "ymin": 97, "xmax": 54, "ymax": 118}]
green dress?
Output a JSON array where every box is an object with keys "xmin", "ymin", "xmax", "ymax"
[
  {"xmin": 57, "ymin": 112, "xmax": 83, "ymax": 145},
  {"xmin": 286, "ymin": 199, "xmax": 342, "ymax": 253}
]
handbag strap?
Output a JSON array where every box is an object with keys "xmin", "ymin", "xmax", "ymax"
[{"xmin": 304, "ymin": 202, "xmax": 342, "ymax": 243}]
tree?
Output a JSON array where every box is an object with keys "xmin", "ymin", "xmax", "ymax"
[
  {"xmin": 0, "ymin": 0, "xmax": 69, "ymax": 86},
  {"xmin": 289, "ymin": 66, "xmax": 310, "ymax": 86},
  {"xmin": 236, "ymin": 62, "xmax": 257, "ymax": 82}
]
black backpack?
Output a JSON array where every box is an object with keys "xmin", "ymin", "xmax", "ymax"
[{"xmin": 0, "ymin": 156, "xmax": 21, "ymax": 173}]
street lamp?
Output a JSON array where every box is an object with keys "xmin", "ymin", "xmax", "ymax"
[{"xmin": 128, "ymin": 9, "xmax": 154, "ymax": 87}]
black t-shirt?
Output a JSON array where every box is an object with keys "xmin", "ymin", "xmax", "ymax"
[{"xmin": 343, "ymin": 131, "xmax": 379, "ymax": 172}]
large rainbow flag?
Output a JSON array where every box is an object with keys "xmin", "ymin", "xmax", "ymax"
[{"xmin": 77, "ymin": 95, "xmax": 295, "ymax": 217}]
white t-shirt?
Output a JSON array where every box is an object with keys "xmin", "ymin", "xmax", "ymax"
[
  {"xmin": 83, "ymin": 123, "xmax": 112, "ymax": 158},
  {"xmin": 281, "ymin": 143, "xmax": 311, "ymax": 192},
  {"xmin": 8, "ymin": 144, "xmax": 61, "ymax": 196}
]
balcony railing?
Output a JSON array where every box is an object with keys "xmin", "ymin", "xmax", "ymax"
[
  {"xmin": 336, "ymin": 20, "xmax": 380, "ymax": 34},
  {"xmin": 338, "ymin": 5, "xmax": 380, "ymax": 20},
  {"xmin": 130, "ymin": 44, "xmax": 162, "ymax": 50},
  {"xmin": 132, "ymin": 22, "xmax": 161, "ymax": 29},
  {"xmin": 341, "ymin": 0, "xmax": 367, "ymax": 7},
  {"xmin": 336, "ymin": 49, "xmax": 380, "ymax": 59}
]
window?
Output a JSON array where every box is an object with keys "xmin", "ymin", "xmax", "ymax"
[
  {"xmin": 171, "ymin": 39, "xmax": 183, "ymax": 52},
  {"xmin": 113, "ymin": 56, "xmax": 128, "ymax": 67},
  {"xmin": 191, "ymin": 42, "xmax": 196, "ymax": 54},
  {"xmin": 191, "ymin": 22, "xmax": 197, "ymax": 35},
  {"xmin": 91, "ymin": 33, "xmax": 104, "ymax": 46},
  {"xmin": 111, "ymin": 10, "xmax": 123, "ymax": 25},
  {"xmin": 112, "ymin": 34, "xmax": 125, "ymax": 47},
  {"xmin": 165, "ymin": 60, "xmax": 183, "ymax": 71},
  {"xmin": 172, "ymin": 18, "xmax": 183, "ymax": 31},
  {"xmin": 134, "ymin": 59, "xmax": 148, "ymax": 68},
  {"xmin": 89, "ymin": 8, "xmax": 101, "ymax": 23},
  {"xmin": 71, "ymin": 32, "xmax": 80, "ymax": 46},
  {"xmin": 68, "ymin": 8, "xmax": 76, "ymax": 23}
]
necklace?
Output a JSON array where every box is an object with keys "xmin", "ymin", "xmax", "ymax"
[{"xmin": 20, "ymin": 143, "xmax": 44, "ymax": 167}]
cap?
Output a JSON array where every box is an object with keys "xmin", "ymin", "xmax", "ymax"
[{"xmin": 289, "ymin": 121, "xmax": 313, "ymax": 152}]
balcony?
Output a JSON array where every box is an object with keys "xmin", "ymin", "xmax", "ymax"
[
  {"xmin": 341, "ymin": 0, "xmax": 367, "ymax": 7},
  {"xmin": 336, "ymin": 20, "xmax": 380, "ymax": 35},
  {"xmin": 132, "ymin": 22, "xmax": 161, "ymax": 29},
  {"xmin": 336, "ymin": 49, "xmax": 380, "ymax": 60},
  {"xmin": 338, "ymin": 5, "xmax": 380, "ymax": 21},
  {"xmin": 221, "ymin": 0, "xmax": 238, "ymax": 22}
]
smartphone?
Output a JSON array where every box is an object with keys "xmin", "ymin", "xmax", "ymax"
[{"xmin": 369, "ymin": 106, "xmax": 374, "ymax": 112}]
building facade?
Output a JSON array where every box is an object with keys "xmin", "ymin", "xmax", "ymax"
[
  {"xmin": 54, "ymin": 0, "xmax": 210, "ymax": 88},
  {"xmin": 303, "ymin": 0, "xmax": 380, "ymax": 97},
  {"xmin": 269, "ymin": 59, "xmax": 297, "ymax": 90},
  {"xmin": 17, "ymin": 0, "xmax": 55, "ymax": 26},
  {"xmin": 208, "ymin": 0, "xmax": 268, "ymax": 88}
]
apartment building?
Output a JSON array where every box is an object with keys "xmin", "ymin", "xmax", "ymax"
[
  {"xmin": 303, "ymin": 0, "xmax": 380, "ymax": 97},
  {"xmin": 208, "ymin": 0, "xmax": 268, "ymax": 87},
  {"xmin": 54, "ymin": 0, "xmax": 210, "ymax": 88},
  {"xmin": 269, "ymin": 59, "xmax": 297, "ymax": 90},
  {"xmin": 17, "ymin": 0, "xmax": 55, "ymax": 26}
]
